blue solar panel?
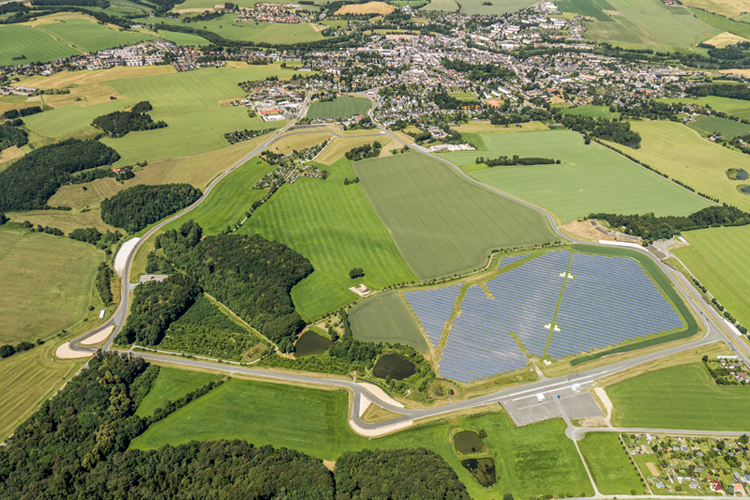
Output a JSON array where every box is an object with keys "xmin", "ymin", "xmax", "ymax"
[
  {"xmin": 404, "ymin": 284, "xmax": 462, "ymax": 349},
  {"xmin": 498, "ymin": 253, "xmax": 529, "ymax": 270}
]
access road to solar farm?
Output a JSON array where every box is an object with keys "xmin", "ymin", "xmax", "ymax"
[{"xmin": 69, "ymin": 97, "xmax": 750, "ymax": 454}]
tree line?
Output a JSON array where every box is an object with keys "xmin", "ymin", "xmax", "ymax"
[
  {"xmin": 476, "ymin": 155, "xmax": 560, "ymax": 167},
  {"xmin": 0, "ymin": 122, "xmax": 28, "ymax": 152},
  {"xmin": 1, "ymin": 106, "xmax": 41, "ymax": 119},
  {"xmin": 100, "ymin": 183, "xmax": 202, "ymax": 233},
  {"xmin": 0, "ymin": 139, "xmax": 120, "ymax": 212},
  {"xmin": 555, "ymin": 113, "xmax": 641, "ymax": 148},
  {"xmin": 92, "ymin": 101, "xmax": 167, "ymax": 138}
]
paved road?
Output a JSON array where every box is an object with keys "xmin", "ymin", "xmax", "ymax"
[{"xmin": 69, "ymin": 96, "xmax": 750, "ymax": 437}]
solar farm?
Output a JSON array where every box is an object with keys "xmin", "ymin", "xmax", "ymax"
[{"xmin": 403, "ymin": 250, "xmax": 684, "ymax": 384}]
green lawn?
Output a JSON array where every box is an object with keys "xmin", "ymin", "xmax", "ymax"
[
  {"xmin": 687, "ymin": 115, "xmax": 750, "ymax": 138},
  {"xmin": 306, "ymin": 96, "xmax": 372, "ymax": 119},
  {"xmin": 0, "ymin": 24, "xmax": 79, "ymax": 67},
  {"xmin": 448, "ymin": 129, "xmax": 710, "ymax": 223},
  {"xmin": 157, "ymin": 30, "xmax": 211, "ymax": 46},
  {"xmin": 353, "ymin": 154, "xmax": 558, "ymax": 279},
  {"xmin": 448, "ymin": 91, "xmax": 479, "ymax": 102},
  {"xmin": 33, "ymin": 19, "xmax": 152, "ymax": 53},
  {"xmin": 675, "ymin": 225, "xmax": 750, "ymax": 328},
  {"xmin": 606, "ymin": 120, "xmax": 750, "ymax": 212},
  {"xmin": 561, "ymin": 104, "xmax": 620, "ymax": 119},
  {"xmin": 659, "ymin": 95, "xmax": 750, "ymax": 120},
  {"xmin": 0, "ymin": 228, "xmax": 103, "ymax": 344},
  {"xmin": 135, "ymin": 366, "xmax": 221, "ymax": 418},
  {"xmin": 607, "ymin": 362, "xmax": 750, "ymax": 430},
  {"xmin": 578, "ymin": 433, "xmax": 647, "ymax": 494},
  {"xmin": 153, "ymin": 15, "xmax": 323, "ymax": 44},
  {"xmin": 239, "ymin": 158, "xmax": 416, "ymax": 321},
  {"xmin": 131, "ymin": 376, "xmax": 594, "ymax": 498},
  {"xmin": 23, "ymin": 65, "xmax": 293, "ymax": 165},
  {"xmin": 559, "ymin": 0, "xmax": 719, "ymax": 47},
  {"xmin": 349, "ymin": 291, "xmax": 428, "ymax": 353}
]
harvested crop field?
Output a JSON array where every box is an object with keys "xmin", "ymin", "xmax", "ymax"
[{"xmin": 334, "ymin": 1, "xmax": 395, "ymax": 15}]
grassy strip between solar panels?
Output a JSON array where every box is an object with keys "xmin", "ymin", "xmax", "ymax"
[{"xmin": 569, "ymin": 244, "xmax": 699, "ymax": 366}]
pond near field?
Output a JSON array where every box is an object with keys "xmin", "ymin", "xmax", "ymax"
[
  {"xmin": 294, "ymin": 330, "xmax": 333, "ymax": 357},
  {"xmin": 461, "ymin": 458, "xmax": 496, "ymax": 487},
  {"xmin": 372, "ymin": 353, "xmax": 416, "ymax": 380},
  {"xmin": 453, "ymin": 430, "xmax": 485, "ymax": 454}
]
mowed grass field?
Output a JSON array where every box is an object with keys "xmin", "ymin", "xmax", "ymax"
[
  {"xmin": 0, "ymin": 24, "xmax": 79, "ymax": 67},
  {"xmin": 240, "ymin": 158, "xmax": 416, "ymax": 320},
  {"xmin": 135, "ymin": 367, "xmax": 221, "ymax": 417},
  {"xmin": 607, "ymin": 362, "xmax": 750, "ymax": 430},
  {"xmin": 131, "ymin": 375, "xmax": 594, "ymax": 498},
  {"xmin": 349, "ymin": 291, "xmax": 428, "ymax": 353},
  {"xmin": 448, "ymin": 129, "xmax": 710, "ymax": 223},
  {"xmin": 0, "ymin": 345, "xmax": 86, "ymax": 440},
  {"xmin": 675, "ymin": 225, "xmax": 750, "ymax": 328},
  {"xmin": 686, "ymin": 115, "xmax": 750, "ymax": 137},
  {"xmin": 153, "ymin": 15, "xmax": 323, "ymax": 44},
  {"xmin": 607, "ymin": 120, "xmax": 750, "ymax": 212},
  {"xmin": 0, "ymin": 228, "xmax": 103, "ymax": 344},
  {"xmin": 660, "ymin": 95, "xmax": 750, "ymax": 120},
  {"xmin": 578, "ymin": 433, "xmax": 647, "ymax": 494},
  {"xmin": 558, "ymin": 0, "xmax": 719, "ymax": 47},
  {"xmin": 30, "ymin": 17, "xmax": 152, "ymax": 53},
  {"xmin": 22, "ymin": 64, "xmax": 294, "ymax": 166},
  {"xmin": 354, "ymin": 154, "xmax": 558, "ymax": 279},
  {"xmin": 307, "ymin": 96, "xmax": 372, "ymax": 119},
  {"xmin": 156, "ymin": 30, "xmax": 211, "ymax": 46},
  {"xmin": 561, "ymin": 104, "xmax": 620, "ymax": 119}
]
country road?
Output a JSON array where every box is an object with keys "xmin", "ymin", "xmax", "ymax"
[{"xmin": 69, "ymin": 93, "xmax": 750, "ymax": 441}]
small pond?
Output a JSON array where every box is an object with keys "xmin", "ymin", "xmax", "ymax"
[
  {"xmin": 740, "ymin": 185, "xmax": 750, "ymax": 194},
  {"xmin": 294, "ymin": 330, "xmax": 333, "ymax": 357},
  {"xmin": 372, "ymin": 353, "xmax": 416, "ymax": 380},
  {"xmin": 461, "ymin": 458, "xmax": 497, "ymax": 487},
  {"xmin": 453, "ymin": 430, "xmax": 485, "ymax": 454}
]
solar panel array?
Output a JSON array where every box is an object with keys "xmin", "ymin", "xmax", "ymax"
[
  {"xmin": 404, "ymin": 284, "xmax": 462, "ymax": 349},
  {"xmin": 546, "ymin": 253, "xmax": 682, "ymax": 360},
  {"xmin": 498, "ymin": 254, "xmax": 528, "ymax": 270},
  {"xmin": 439, "ymin": 251, "xmax": 570, "ymax": 383}
]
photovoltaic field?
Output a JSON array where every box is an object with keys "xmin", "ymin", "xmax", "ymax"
[{"xmin": 402, "ymin": 250, "xmax": 684, "ymax": 383}]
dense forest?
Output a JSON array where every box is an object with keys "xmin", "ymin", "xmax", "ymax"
[
  {"xmin": 92, "ymin": 101, "xmax": 167, "ymax": 137},
  {"xmin": 476, "ymin": 155, "xmax": 560, "ymax": 167},
  {"xmin": 117, "ymin": 275, "xmax": 202, "ymax": 345},
  {"xmin": 100, "ymin": 183, "xmax": 202, "ymax": 233},
  {"xmin": 556, "ymin": 114, "xmax": 641, "ymax": 148},
  {"xmin": 156, "ymin": 220, "xmax": 313, "ymax": 350},
  {"xmin": 441, "ymin": 58, "xmax": 513, "ymax": 82},
  {"xmin": 591, "ymin": 205, "xmax": 750, "ymax": 242},
  {"xmin": 0, "ymin": 122, "xmax": 28, "ymax": 151},
  {"xmin": 0, "ymin": 139, "xmax": 120, "ymax": 211}
]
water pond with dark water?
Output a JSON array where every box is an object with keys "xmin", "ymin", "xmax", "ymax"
[
  {"xmin": 453, "ymin": 430, "xmax": 485, "ymax": 454},
  {"xmin": 740, "ymin": 185, "xmax": 750, "ymax": 194},
  {"xmin": 461, "ymin": 458, "xmax": 496, "ymax": 487},
  {"xmin": 294, "ymin": 330, "xmax": 333, "ymax": 357},
  {"xmin": 372, "ymin": 353, "xmax": 416, "ymax": 380}
]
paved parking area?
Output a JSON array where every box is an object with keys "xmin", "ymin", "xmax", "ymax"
[{"xmin": 501, "ymin": 385, "xmax": 602, "ymax": 426}]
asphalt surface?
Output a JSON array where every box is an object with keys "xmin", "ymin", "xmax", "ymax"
[{"xmin": 69, "ymin": 98, "xmax": 750, "ymax": 439}]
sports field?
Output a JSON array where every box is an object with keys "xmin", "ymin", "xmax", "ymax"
[
  {"xmin": 0, "ymin": 345, "xmax": 86, "ymax": 440},
  {"xmin": 349, "ymin": 291, "xmax": 429, "ymax": 353},
  {"xmin": 675, "ymin": 225, "xmax": 750, "ymax": 328},
  {"xmin": 130, "ymin": 376, "xmax": 593, "ymax": 498},
  {"xmin": 0, "ymin": 229, "xmax": 102, "ymax": 344},
  {"xmin": 306, "ymin": 96, "xmax": 372, "ymax": 119},
  {"xmin": 22, "ymin": 64, "xmax": 293, "ymax": 165},
  {"xmin": 449, "ymin": 129, "xmax": 710, "ymax": 223},
  {"xmin": 153, "ymin": 15, "xmax": 323, "ymax": 44},
  {"xmin": 686, "ymin": 115, "xmax": 750, "ymax": 138},
  {"xmin": 660, "ymin": 95, "xmax": 750, "ymax": 120},
  {"xmin": 0, "ymin": 24, "xmax": 79, "ymax": 67},
  {"xmin": 30, "ymin": 17, "xmax": 152, "ymax": 53},
  {"xmin": 354, "ymin": 154, "xmax": 558, "ymax": 279},
  {"xmin": 135, "ymin": 367, "xmax": 222, "ymax": 418},
  {"xmin": 561, "ymin": 104, "xmax": 620, "ymax": 119},
  {"xmin": 607, "ymin": 120, "xmax": 750, "ymax": 212},
  {"xmin": 558, "ymin": 0, "xmax": 719, "ymax": 47},
  {"xmin": 240, "ymin": 158, "xmax": 416, "ymax": 320},
  {"xmin": 579, "ymin": 433, "xmax": 646, "ymax": 494},
  {"xmin": 607, "ymin": 362, "xmax": 750, "ymax": 430}
]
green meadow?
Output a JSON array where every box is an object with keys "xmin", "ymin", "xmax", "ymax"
[
  {"xmin": 561, "ymin": 104, "xmax": 620, "ymax": 119},
  {"xmin": 686, "ymin": 115, "xmax": 750, "ymax": 138},
  {"xmin": 448, "ymin": 129, "xmax": 710, "ymax": 223},
  {"xmin": 33, "ymin": 18, "xmax": 152, "ymax": 53},
  {"xmin": 578, "ymin": 433, "xmax": 647, "ymax": 494},
  {"xmin": 156, "ymin": 30, "xmax": 211, "ymax": 46},
  {"xmin": 23, "ymin": 65, "xmax": 295, "ymax": 165},
  {"xmin": 0, "ymin": 25, "xmax": 79, "ymax": 66},
  {"xmin": 240, "ymin": 158, "xmax": 416, "ymax": 321},
  {"xmin": 608, "ymin": 120, "xmax": 750, "ymax": 212},
  {"xmin": 660, "ymin": 95, "xmax": 750, "ymax": 120},
  {"xmin": 153, "ymin": 15, "xmax": 322, "ymax": 44},
  {"xmin": 131, "ymin": 375, "xmax": 594, "ymax": 498},
  {"xmin": 349, "ymin": 291, "xmax": 428, "ymax": 353},
  {"xmin": 307, "ymin": 96, "xmax": 372, "ymax": 119},
  {"xmin": 135, "ymin": 367, "xmax": 221, "ymax": 418},
  {"xmin": 607, "ymin": 362, "xmax": 750, "ymax": 430},
  {"xmin": 0, "ymin": 228, "xmax": 102, "ymax": 344},
  {"xmin": 675, "ymin": 225, "xmax": 750, "ymax": 328},
  {"xmin": 354, "ymin": 154, "xmax": 558, "ymax": 279}
]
